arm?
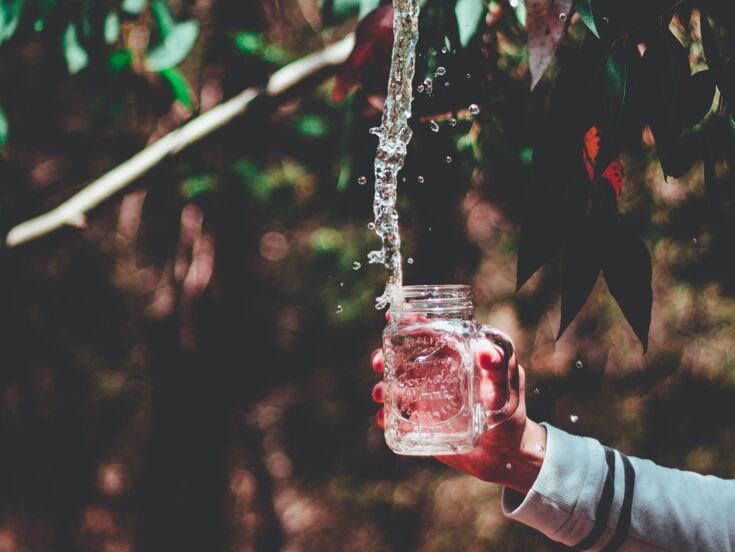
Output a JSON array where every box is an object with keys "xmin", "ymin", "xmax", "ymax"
[
  {"xmin": 505, "ymin": 424, "xmax": 735, "ymax": 551},
  {"xmin": 371, "ymin": 345, "xmax": 735, "ymax": 551}
]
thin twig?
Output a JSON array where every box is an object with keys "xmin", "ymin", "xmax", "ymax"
[{"xmin": 5, "ymin": 34, "xmax": 355, "ymax": 248}]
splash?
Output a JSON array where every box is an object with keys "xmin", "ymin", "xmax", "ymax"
[{"xmin": 368, "ymin": 0, "xmax": 420, "ymax": 309}]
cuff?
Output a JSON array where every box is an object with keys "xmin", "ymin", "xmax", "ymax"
[{"xmin": 501, "ymin": 423, "xmax": 607, "ymax": 545}]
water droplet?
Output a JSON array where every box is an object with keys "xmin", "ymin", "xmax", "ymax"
[
  {"xmin": 367, "ymin": 222, "xmax": 376, "ymax": 230},
  {"xmin": 601, "ymin": 16, "xmax": 609, "ymax": 24},
  {"xmin": 533, "ymin": 387, "xmax": 540, "ymax": 395},
  {"xmin": 520, "ymin": 441, "xmax": 526, "ymax": 449},
  {"xmin": 468, "ymin": 104, "xmax": 480, "ymax": 115},
  {"xmin": 339, "ymin": 282, "xmax": 344, "ymax": 287},
  {"xmin": 535, "ymin": 443, "xmax": 545, "ymax": 453},
  {"xmin": 429, "ymin": 120, "xmax": 440, "ymax": 132},
  {"xmin": 352, "ymin": 261, "xmax": 362, "ymax": 270},
  {"xmin": 357, "ymin": 176, "xmax": 367, "ymax": 185},
  {"xmin": 407, "ymin": 257, "xmax": 414, "ymax": 264},
  {"xmin": 436, "ymin": 66, "xmax": 446, "ymax": 76},
  {"xmin": 465, "ymin": 73, "xmax": 471, "ymax": 79},
  {"xmin": 417, "ymin": 176, "xmax": 425, "ymax": 183},
  {"xmin": 441, "ymin": 46, "xmax": 448, "ymax": 54},
  {"xmin": 445, "ymin": 156, "xmax": 453, "ymax": 163},
  {"xmin": 336, "ymin": 305, "xmax": 343, "ymax": 314},
  {"xmin": 559, "ymin": 12, "xmax": 567, "ymax": 22},
  {"xmin": 428, "ymin": 226, "xmax": 432, "ymax": 232},
  {"xmin": 575, "ymin": 360, "xmax": 583, "ymax": 369},
  {"xmin": 570, "ymin": 414, "xmax": 579, "ymax": 423},
  {"xmin": 505, "ymin": 462, "xmax": 512, "ymax": 470},
  {"xmin": 449, "ymin": 118, "xmax": 457, "ymax": 127},
  {"xmin": 692, "ymin": 237, "xmax": 698, "ymax": 244},
  {"xmin": 367, "ymin": 250, "xmax": 385, "ymax": 264},
  {"xmin": 444, "ymin": 82, "xmax": 450, "ymax": 87},
  {"xmin": 417, "ymin": 84, "xmax": 425, "ymax": 93}
]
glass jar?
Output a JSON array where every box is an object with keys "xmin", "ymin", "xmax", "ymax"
[{"xmin": 382, "ymin": 285, "xmax": 518, "ymax": 455}]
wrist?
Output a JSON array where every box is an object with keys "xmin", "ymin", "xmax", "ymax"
[{"xmin": 501, "ymin": 419, "xmax": 547, "ymax": 495}]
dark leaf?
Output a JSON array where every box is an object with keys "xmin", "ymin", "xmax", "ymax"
[
  {"xmin": 717, "ymin": 59, "xmax": 735, "ymax": 108},
  {"xmin": 603, "ymin": 230, "xmax": 652, "ymax": 351},
  {"xmin": 700, "ymin": 9, "xmax": 721, "ymax": 69},
  {"xmin": 332, "ymin": 4, "xmax": 393, "ymax": 102},
  {"xmin": 517, "ymin": 35, "xmax": 604, "ymax": 288},
  {"xmin": 525, "ymin": 0, "xmax": 572, "ymax": 89},
  {"xmin": 682, "ymin": 70, "xmax": 716, "ymax": 129},
  {"xmin": 557, "ymin": 220, "xmax": 604, "ymax": 339}
]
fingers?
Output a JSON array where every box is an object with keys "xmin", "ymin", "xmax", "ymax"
[
  {"xmin": 371, "ymin": 381, "xmax": 384, "ymax": 403},
  {"xmin": 371, "ymin": 349, "xmax": 384, "ymax": 373},
  {"xmin": 476, "ymin": 341, "xmax": 504, "ymax": 372},
  {"xmin": 376, "ymin": 408, "xmax": 385, "ymax": 429}
]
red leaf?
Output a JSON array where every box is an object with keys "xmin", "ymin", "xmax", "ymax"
[
  {"xmin": 582, "ymin": 126, "xmax": 624, "ymax": 199},
  {"xmin": 333, "ymin": 5, "xmax": 394, "ymax": 103}
]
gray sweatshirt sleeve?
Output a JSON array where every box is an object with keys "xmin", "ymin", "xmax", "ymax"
[{"xmin": 502, "ymin": 423, "xmax": 735, "ymax": 551}]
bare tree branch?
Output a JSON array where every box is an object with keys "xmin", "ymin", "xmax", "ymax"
[{"xmin": 5, "ymin": 34, "xmax": 355, "ymax": 248}]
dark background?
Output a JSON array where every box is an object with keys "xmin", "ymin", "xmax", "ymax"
[{"xmin": 1, "ymin": 0, "xmax": 734, "ymax": 550}]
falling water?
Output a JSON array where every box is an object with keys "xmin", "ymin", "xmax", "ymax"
[{"xmin": 368, "ymin": 0, "xmax": 420, "ymax": 309}]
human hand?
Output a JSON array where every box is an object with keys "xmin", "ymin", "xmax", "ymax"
[{"xmin": 371, "ymin": 337, "xmax": 546, "ymax": 495}]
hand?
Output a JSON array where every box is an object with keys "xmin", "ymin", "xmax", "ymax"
[{"xmin": 371, "ymin": 338, "xmax": 547, "ymax": 495}]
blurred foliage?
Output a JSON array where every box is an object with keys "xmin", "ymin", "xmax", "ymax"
[{"xmin": 0, "ymin": 0, "xmax": 734, "ymax": 551}]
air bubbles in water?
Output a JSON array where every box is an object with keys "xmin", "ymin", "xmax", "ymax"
[
  {"xmin": 417, "ymin": 176, "xmax": 425, "ymax": 183},
  {"xmin": 352, "ymin": 261, "xmax": 362, "ymax": 270},
  {"xmin": 468, "ymin": 103, "xmax": 480, "ymax": 115},
  {"xmin": 429, "ymin": 120, "xmax": 440, "ymax": 132},
  {"xmin": 435, "ymin": 66, "xmax": 446, "ymax": 76},
  {"xmin": 357, "ymin": 176, "xmax": 367, "ymax": 185},
  {"xmin": 570, "ymin": 414, "xmax": 579, "ymax": 423},
  {"xmin": 407, "ymin": 257, "xmax": 414, "ymax": 264}
]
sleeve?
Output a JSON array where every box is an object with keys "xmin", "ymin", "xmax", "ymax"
[{"xmin": 501, "ymin": 423, "xmax": 735, "ymax": 551}]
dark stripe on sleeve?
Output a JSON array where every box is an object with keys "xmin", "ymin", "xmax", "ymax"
[
  {"xmin": 601, "ymin": 453, "xmax": 636, "ymax": 552},
  {"xmin": 574, "ymin": 446, "xmax": 617, "ymax": 550}
]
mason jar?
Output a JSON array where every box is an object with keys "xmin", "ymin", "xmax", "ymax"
[{"xmin": 382, "ymin": 285, "xmax": 518, "ymax": 455}]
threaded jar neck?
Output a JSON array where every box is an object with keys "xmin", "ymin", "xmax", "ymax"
[{"xmin": 391, "ymin": 285, "xmax": 473, "ymax": 318}]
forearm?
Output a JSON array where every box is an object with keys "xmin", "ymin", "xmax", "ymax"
[
  {"xmin": 496, "ymin": 419, "xmax": 547, "ymax": 495},
  {"xmin": 502, "ymin": 424, "xmax": 735, "ymax": 551}
]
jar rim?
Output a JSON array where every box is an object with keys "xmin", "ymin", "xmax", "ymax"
[
  {"xmin": 394, "ymin": 284, "xmax": 473, "ymax": 314},
  {"xmin": 401, "ymin": 284, "xmax": 471, "ymax": 294}
]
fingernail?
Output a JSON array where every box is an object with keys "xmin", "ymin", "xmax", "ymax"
[
  {"xmin": 371, "ymin": 382, "xmax": 384, "ymax": 403},
  {"xmin": 371, "ymin": 350, "xmax": 383, "ymax": 372},
  {"xmin": 376, "ymin": 408, "xmax": 385, "ymax": 429}
]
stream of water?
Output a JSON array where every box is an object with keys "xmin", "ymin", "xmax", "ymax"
[{"xmin": 368, "ymin": 0, "xmax": 420, "ymax": 309}]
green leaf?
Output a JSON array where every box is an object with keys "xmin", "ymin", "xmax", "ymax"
[
  {"xmin": 160, "ymin": 67, "xmax": 194, "ymax": 109},
  {"xmin": 179, "ymin": 175, "xmax": 217, "ymax": 199},
  {"xmin": 574, "ymin": 0, "xmax": 599, "ymax": 38},
  {"xmin": 454, "ymin": 0, "xmax": 485, "ymax": 47},
  {"xmin": 0, "ymin": 102, "xmax": 8, "ymax": 148},
  {"xmin": 526, "ymin": 0, "xmax": 572, "ymax": 88},
  {"xmin": 104, "ymin": 11, "xmax": 120, "ymax": 45},
  {"xmin": 151, "ymin": 0, "xmax": 175, "ymax": 37},
  {"xmin": 121, "ymin": 0, "xmax": 146, "ymax": 15},
  {"xmin": 296, "ymin": 115, "xmax": 329, "ymax": 137},
  {"xmin": 233, "ymin": 32, "xmax": 288, "ymax": 64},
  {"xmin": 63, "ymin": 22, "xmax": 89, "ymax": 74},
  {"xmin": 0, "ymin": 0, "xmax": 23, "ymax": 43},
  {"xmin": 109, "ymin": 48, "xmax": 133, "ymax": 72},
  {"xmin": 514, "ymin": 1, "xmax": 526, "ymax": 27},
  {"xmin": 146, "ymin": 19, "xmax": 199, "ymax": 70}
]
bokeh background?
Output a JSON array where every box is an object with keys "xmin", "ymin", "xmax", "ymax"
[{"xmin": 1, "ymin": 0, "xmax": 734, "ymax": 550}]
